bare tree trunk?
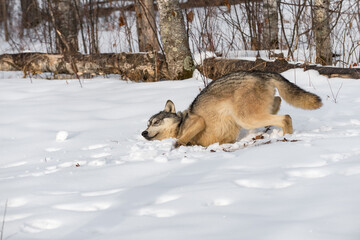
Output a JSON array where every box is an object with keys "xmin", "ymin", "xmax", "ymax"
[
  {"xmin": 312, "ymin": 0, "xmax": 332, "ymax": 65},
  {"xmin": 50, "ymin": 0, "xmax": 79, "ymax": 54},
  {"xmin": 263, "ymin": 0, "xmax": 279, "ymax": 49},
  {"xmin": 20, "ymin": 0, "xmax": 41, "ymax": 29},
  {"xmin": 135, "ymin": 0, "xmax": 160, "ymax": 52},
  {"xmin": 87, "ymin": 0, "xmax": 99, "ymax": 54},
  {"xmin": 244, "ymin": 0, "xmax": 262, "ymax": 50},
  {"xmin": 119, "ymin": 9, "xmax": 134, "ymax": 52},
  {"xmin": 157, "ymin": 0, "xmax": 194, "ymax": 80},
  {"xmin": 73, "ymin": 0, "xmax": 88, "ymax": 54},
  {"xmin": 1, "ymin": 0, "xmax": 9, "ymax": 41}
]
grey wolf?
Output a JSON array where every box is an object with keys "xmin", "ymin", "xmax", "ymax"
[{"xmin": 142, "ymin": 71, "xmax": 322, "ymax": 147}]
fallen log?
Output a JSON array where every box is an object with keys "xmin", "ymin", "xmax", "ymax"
[
  {"xmin": 95, "ymin": 0, "xmax": 260, "ymax": 15},
  {"xmin": 0, "ymin": 52, "xmax": 168, "ymax": 82},
  {"xmin": 2, "ymin": 53, "xmax": 359, "ymax": 81},
  {"xmin": 198, "ymin": 57, "xmax": 360, "ymax": 80}
]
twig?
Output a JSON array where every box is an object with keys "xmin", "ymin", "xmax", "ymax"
[
  {"xmin": 47, "ymin": 1, "xmax": 83, "ymax": 88},
  {"xmin": 1, "ymin": 199, "xmax": 8, "ymax": 240},
  {"xmin": 335, "ymin": 82, "xmax": 344, "ymax": 103},
  {"xmin": 220, "ymin": 136, "xmax": 300, "ymax": 152},
  {"xmin": 326, "ymin": 79, "xmax": 343, "ymax": 103}
]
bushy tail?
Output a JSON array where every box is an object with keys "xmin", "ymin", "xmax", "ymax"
[{"xmin": 270, "ymin": 74, "xmax": 322, "ymax": 110}]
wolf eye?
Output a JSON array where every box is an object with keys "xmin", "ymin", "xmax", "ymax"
[{"xmin": 153, "ymin": 120, "xmax": 161, "ymax": 125}]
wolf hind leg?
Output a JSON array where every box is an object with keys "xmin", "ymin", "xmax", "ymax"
[{"xmin": 239, "ymin": 114, "xmax": 293, "ymax": 135}]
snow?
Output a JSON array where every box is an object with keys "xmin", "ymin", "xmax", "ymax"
[
  {"xmin": 55, "ymin": 131, "xmax": 69, "ymax": 143},
  {"xmin": 0, "ymin": 69, "xmax": 360, "ymax": 240}
]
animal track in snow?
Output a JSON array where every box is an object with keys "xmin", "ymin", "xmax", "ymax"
[
  {"xmin": 286, "ymin": 168, "xmax": 330, "ymax": 179},
  {"xmin": 43, "ymin": 191, "xmax": 78, "ymax": 196},
  {"xmin": 6, "ymin": 213, "xmax": 32, "ymax": 222},
  {"xmin": 114, "ymin": 160, "xmax": 125, "ymax": 165},
  {"xmin": 350, "ymin": 119, "xmax": 360, "ymax": 125},
  {"xmin": 181, "ymin": 156, "xmax": 197, "ymax": 164},
  {"xmin": 91, "ymin": 152, "xmax": 111, "ymax": 159},
  {"xmin": 0, "ymin": 161, "xmax": 27, "ymax": 169},
  {"xmin": 54, "ymin": 202, "xmax": 111, "ymax": 212},
  {"xmin": 154, "ymin": 155, "xmax": 169, "ymax": 163},
  {"xmin": 7, "ymin": 198, "xmax": 28, "ymax": 207},
  {"xmin": 235, "ymin": 179, "xmax": 293, "ymax": 189},
  {"xmin": 342, "ymin": 165, "xmax": 360, "ymax": 176},
  {"xmin": 81, "ymin": 188, "xmax": 123, "ymax": 197},
  {"xmin": 286, "ymin": 160, "xmax": 328, "ymax": 168},
  {"xmin": 58, "ymin": 160, "xmax": 87, "ymax": 168},
  {"xmin": 154, "ymin": 194, "xmax": 181, "ymax": 204},
  {"xmin": 17, "ymin": 168, "xmax": 60, "ymax": 178},
  {"xmin": 138, "ymin": 208, "xmax": 176, "ymax": 218},
  {"xmin": 45, "ymin": 147, "xmax": 61, "ymax": 152},
  {"xmin": 321, "ymin": 153, "xmax": 352, "ymax": 162},
  {"xmin": 22, "ymin": 219, "xmax": 62, "ymax": 233},
  {"xmin": 58, "ymin": 162, "xmax": 76, "ymax": 168},
  {"xmin": 88, "ymin": 159, "xmax": 107, "ymax": 166},
  {"xmin": 209, "ymin": 198, "xmax": 233, "ymax": 207},
  {"xmin": 46, "ymin": 166, "xmax": 57, "ymax": 171},
  {"xmin": 126, "ymin": 139, "xmax": 174, "ymax": 162},
  {"xmin": 82, "ymin": 144, "xmax": 108, "ymax": 150}
]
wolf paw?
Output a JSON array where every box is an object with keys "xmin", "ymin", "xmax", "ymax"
[
  {"xmin": 174, "ymin": 141, "xmax": 183, "ymax": 148},
  {"xmin": 174, "ymin": 140, "xmax": 187, "ymax": 148}
]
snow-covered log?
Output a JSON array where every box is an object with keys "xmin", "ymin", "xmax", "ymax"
[
  {"xmin": 198, "ymin": 58, "xmax": 360, "ymax": 80},
  {"xmin": 2, "ymin": 53, "xmax": 359, "ymax": 81},
  {"xmin": 0, "ymin": 52, "xmax": 168, "ymax": 82}
]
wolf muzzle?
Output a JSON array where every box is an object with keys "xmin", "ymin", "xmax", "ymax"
[
  {"xmin": 142, "ymin": 130, "xmax": 159, "ymax": 140},
  {"xmin": 142, "ymin": 131, "xmax": 149, "ymax": 138},
  {"xmin": 142, "ymin": 130, "xmax": 155, "ymax": 140}
]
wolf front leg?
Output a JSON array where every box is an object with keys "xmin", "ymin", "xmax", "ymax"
[{"xmin": 174, "ymin": 114, "xmax": 205, "ymax": 148}]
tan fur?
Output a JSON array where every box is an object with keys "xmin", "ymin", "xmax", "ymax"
[{"xmin": 142, "ymin": 71, "xmax": 322, "ymax": 147}]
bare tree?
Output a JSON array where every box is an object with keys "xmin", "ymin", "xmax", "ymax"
[
  {"xmin": 263, "ymin": 0, "xmax": 279, "ymax": 49},
  {"xmin": 312, "ymin": 0, "xmax": 332, "ymax": 65},
  {"xmin": 244, "ymin": 0, "xmax": 263, "ymax": 50},
  {"xmin": 134, "ymin": 0, "xmax": 160, "ymax": 52},
  {"xmin": 49, "ymin": 0, "xmax": 79, "ymax": 54},
  {"xmin": 85, "ymin": 0, "xmax": 99, "ymax": 54},
  {"xmin": 1, "ymin": 0, "xmax": 9, "ymax": 41},
  {"xmin": 20, "ymin": 0, "xmax": 41, "ymax": 29},
  {"xmin": 278, "ymin": 0, "xmax": 308, "ymax": 61},
  {"xmin": 157, "ymin": 0, "xmax": 194, "ymax": 79}
]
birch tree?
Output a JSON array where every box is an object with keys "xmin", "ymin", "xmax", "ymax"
[
  {"xmin": 1, "ymin": 0, "xmax": 8, "ymax": 41},
  {"xmin": 50, "ymin": 0, "xmax": 79, "ymax": 54},
  {"xmin": 313, "ymin": 0, "xmax": 332, "ymax": 65},
  {"xmin": 157, "ymin": 0, "xmax": 194, "ymax": 80},
  {"xmin": 20, "ymin": 0, "xmax": 41, "ymax": 29},
  {"xmin": 135, "ymin": 0, "xmax": 160, "ymax": 52},
  {"xmin": 263, "ymin": 0, "xmax": 279, "ymax": 49}
]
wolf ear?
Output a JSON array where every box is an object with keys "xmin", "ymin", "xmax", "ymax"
[{"xmin": 164, "ymin": 100, "xmax": 176, "ymax": 113}]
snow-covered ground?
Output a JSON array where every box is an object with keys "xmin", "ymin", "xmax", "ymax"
[{"xmin": 1, "ymin": 69, "xmax": 360, "ymax": 240}]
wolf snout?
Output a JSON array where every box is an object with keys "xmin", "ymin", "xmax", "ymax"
[
  {"xmin": 141, "ymin": 131, "xmax": 149, "ymax": 138},
  {"xmin": 142, "ymin": 130, "xmax": 158, "ymax": 140}
]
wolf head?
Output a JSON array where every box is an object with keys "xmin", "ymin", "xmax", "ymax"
[{"xmin": 142, "ymin": 100, "xmax": 181, "ymax": 141}]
